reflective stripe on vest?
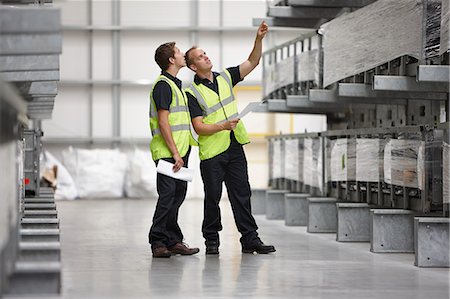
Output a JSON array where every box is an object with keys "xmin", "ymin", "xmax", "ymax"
[{"xmin": 151, "ymin": 124, "xmax": 191, "ymax": 136}]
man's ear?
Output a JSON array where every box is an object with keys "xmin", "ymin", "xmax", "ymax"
[
  {"xmin": 189, "ymin": 64, "xmax": 197, "ymax": 72},
  {"xmin": 168, "ymin": 57, "xmax": 175, "ymax": 65}
]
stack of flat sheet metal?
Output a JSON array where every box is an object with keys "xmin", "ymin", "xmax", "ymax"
[{"xmin": 0, "ymin": 5, "xmax": 61, "ymax": 119}]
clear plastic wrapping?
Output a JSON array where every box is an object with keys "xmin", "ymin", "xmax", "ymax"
[
  {"xmin": 356, "ymin": 138, "xmax": 385, "ymax": 182},
  {"xmin": 298, "ymin": 139, "xmax": 304, "ymax": 183},
  {"xmin": 443, "ymin": 142, "xmax": 450, "ymax": 204},
  {"xmin": 297, "ymin": 49, "xmax": 320, "ymax": 83},
  {"xmin": 263, "ymin": 62, "xmax": 276, "ymax": 98},
  {"xmin": 383, "ymin": 139, "xmax": 425, "ymax": 189},
  {"xmin": 321, "ymin": 0, "xmax": 423, "ymax": 87},
  {"xmin": 425, "ymin": 0, "xmax": 442, "ymax": 58},
  {"xmin": 303, "ymin": 138, "xmax": 323, "ymax": 190},
  {"xmin": 440, "ymin": 0, "xmax": 450, "ymax": 54},
  {"xmin": 330, "ymin": 138, "xmax": 356, "ymax": 181},
  {"xmin": 277, "ymin": 56, "xmax": 295, "ymax": 88},
  {"xmin": 284, "ymin": 138, "xmax": 299, "ymax": 181},
  {"xmin": 272, "ymin": 139, "xmax": 283, "ymax": 179}
]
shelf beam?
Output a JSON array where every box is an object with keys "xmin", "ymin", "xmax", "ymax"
[
  {"xmin": 339, "ymin": 83, "xmax": 447, "ymax": 100},
  {"xmin": 252, "ymin": 17, "xmax": 328, "ymax": 28},
  {"xmin": 373, "ymin": 75, "xmax": 449, "ymax": 93},
  {"xmin": 268, "ymin": 6, "xmax": 344, "ymax": 19},
  {"xmin": 417, "ymin": 65, "xmax": 450, "ymax": 83}
]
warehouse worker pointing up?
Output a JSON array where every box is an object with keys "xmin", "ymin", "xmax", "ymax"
[
  {"xmin": 148, "ymin": 42, "xmax": 199, "ymax": 258},
  {"xmin": 185, "ymin": 22, "xmax": 275, "ymax": 255}
]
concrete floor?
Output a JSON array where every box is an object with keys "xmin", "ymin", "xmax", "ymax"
[{"xmin": 5, "ymin": 197, "xmax": 450, "ymax": 299}]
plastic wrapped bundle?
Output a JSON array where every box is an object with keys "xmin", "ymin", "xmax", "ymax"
[
  {"xmin": 356, "ymin": 139, "xmax": 384, "ymax": 182},
  {"xmin": 272, "ymin": 139, "xmax": 283, "ymax": 180},
  {"xmin": 298, "ymin": 139, "xmax": 304, "ymax": 183},
  {"xmin": 284, "ymin": 139, "xmax": 299, "ymax": 181},
  {"xmin": 297, "ymin": 49, "xmax": 320, "ymax": 83},
  {"xmin": 330, "ymin": 138, "xmax": 356, "ymax": 182},
  {"xmin": 383, "ymin": 139, "xmax": 425, "ymax": 189},
  {"xmin": 303, "ymin": 138, "xmax": 323, "ymax": 190},
  {"xmin": 321, "ymin": 0, "xmax": 423, "ymax": 87},
  {"xmin": 444, "ymin": 142, "xmax": 450, "ymax": 204},
  {"xmin": 277, "ymin": 56, "xmax": 295, "ymax": 89},
  {"xmin": 303, "ymin": 138, "xmax": 314, "ymax": 186},
  {"xmin": 263, "ymin": 61, "xmax": 276, "ymax": 98},
  {"xmin": 424, "ymin": 0, "xmax": 442, "ymax": 58},
  {"xmin": 315, "ymin": 138, "xmax": 323, "ymax": 192},
  {"xmin": 440, "ymin": 0, "xmax": 449, "ymax": 54}
]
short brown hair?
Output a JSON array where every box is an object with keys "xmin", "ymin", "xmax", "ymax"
[
  {"xmin": 154, "ymin": 42, "xmax": 176, "ymax": 71},
  {"xmin": 185, "ymin": 46, "xmax": 198, "ymax": 70}
]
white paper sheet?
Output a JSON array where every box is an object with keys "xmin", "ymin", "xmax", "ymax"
[
  {"xmin": 156, "ymin": 159, "xmax": 195, "ymax": 182},
  {"xmin": 236, "ymin": 102, "xmax": 263, "ymax": 119}
]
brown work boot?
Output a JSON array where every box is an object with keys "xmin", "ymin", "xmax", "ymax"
[
  {"xmin": 152, "ymin": 246, "xmax": 172, "ymax": 258},
  {"xmin": 168, "ymin": 242, "xmax": 200, "ymax": 255}
]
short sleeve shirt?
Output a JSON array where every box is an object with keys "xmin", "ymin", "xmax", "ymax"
[
  {"xmin": 152, "ymin": 71, "xmax": 183, "ymax": 111},
  {"xmin": 187, "ymin": 66, "xmax": 242, "ymax": 119}
]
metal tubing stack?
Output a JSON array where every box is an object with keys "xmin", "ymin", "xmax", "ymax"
[{"xmin": 0, "ymin": 0, "xmax": 62, "ymax": 295}]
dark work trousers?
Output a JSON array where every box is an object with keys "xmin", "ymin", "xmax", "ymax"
[
  {"xmin": 149, "ymin": 148, "xmax": 190, "ymax": 249},
  {"xmin": 200, "ymin": 134, "xmax": 260, "ymax": 247}
]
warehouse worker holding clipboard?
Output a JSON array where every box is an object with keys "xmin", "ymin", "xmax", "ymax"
[
  {"xmin": 148, "ymin": 42, "xmax": 199, "ymax": 258},
  {"xmin": 184, "ymin": 22, "xmax": 276, "ymax": 255}
]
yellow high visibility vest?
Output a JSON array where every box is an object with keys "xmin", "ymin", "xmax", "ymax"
[
  {"xmin": 149, "ymin": 75, "xmax": 195, "ymax": 161},
  {"xmin": 185, "ymin": 70, "xmax": 249, "ymax": 160}
]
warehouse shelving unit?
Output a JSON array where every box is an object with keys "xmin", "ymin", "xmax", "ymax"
[
  {"xmin": 258, "ymin": 0, "xmax": 449, "ymax": 267},
  {"xmin": 0, "ymin": 0, "xmax": 63, "ymax": 295}
]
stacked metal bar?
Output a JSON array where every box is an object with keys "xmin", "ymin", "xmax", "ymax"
[
  {"xmin": 0, "ymin": 5, "xmax": 61, "ymax": 119},
  {"xmin": 0, "ymin": 1, "xmax": 62, "ymax": 295},
  {"xmin": 0, "ymin": 80, "xmax": 27, "ymax": 296}
]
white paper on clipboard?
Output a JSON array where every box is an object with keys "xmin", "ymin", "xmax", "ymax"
[
  {"xmin": 235, "ymin": 102, "xmax": 263, "ymax": 119},
  {"xmin": 156, "ymin": 159, "xmax": 195, "ymax": 182}
]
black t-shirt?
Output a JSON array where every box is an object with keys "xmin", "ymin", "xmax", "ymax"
[
  {"xmin": 152, "ymin": 71, "xmax": 183, "ymax": 111},
  {"xmin": 187, "ymin": 66, "xmax": 242, "ymax": 119}
]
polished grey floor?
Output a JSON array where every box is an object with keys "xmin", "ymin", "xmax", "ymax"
[{"xmin": 6, "ymin": 197, "xmax": 450, "ymax": 299}]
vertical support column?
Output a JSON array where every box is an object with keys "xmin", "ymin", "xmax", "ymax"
[
  {"xmin": 112, "ymin": 0, "xmax": 121, "ymax": 145},
  {"xmin": 87, "ymin": 0, "xmax": 93, "ymax": 140},
  {"xmin": 218, "ymin": 0, "xmax": 223, "ymax": 71}
]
